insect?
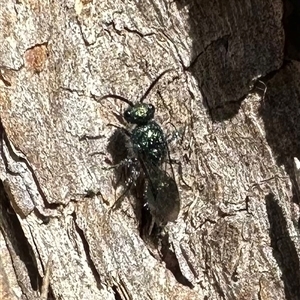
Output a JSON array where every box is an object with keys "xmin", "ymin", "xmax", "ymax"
[
  {"xmin": 145, "ymin": 168, "xmax": 180, "ymax": 224},
  {"xmin": 99, "ymin": 69, "xmax": 180, "ymax": 224}
]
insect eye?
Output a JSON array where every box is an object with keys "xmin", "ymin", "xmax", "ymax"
[
  {"xmin": 148, "ymin": 104, "xmax": 155, "ymax": 117},
  {"xmin": 124, "ymin": 110, "xmax": 130, "ymax": 117},
  {"xmin": 124, "ymin": 109, "xmax": 133, "ymax": 123}
]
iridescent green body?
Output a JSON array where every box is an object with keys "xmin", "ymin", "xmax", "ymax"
[
  {"xmin": 131, "ymin": 121, "xmax": 166, "ymax": 166},
  {"xmin": 124, "ymin": 101, "xmax": 167, "ymax": 166}
]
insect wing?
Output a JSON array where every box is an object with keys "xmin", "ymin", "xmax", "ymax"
[{"xmin": 143, "ymin": 154, "xmax": 180, "ymax": 224}]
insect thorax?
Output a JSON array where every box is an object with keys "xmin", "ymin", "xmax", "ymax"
[{"xmin": 131, "ymin": 121, "xmax": 166, "ymax": 166}]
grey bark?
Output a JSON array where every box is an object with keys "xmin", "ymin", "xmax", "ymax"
[{"xmin": 0, "ymin": 0, "xmax": 299, "ymax": 299}]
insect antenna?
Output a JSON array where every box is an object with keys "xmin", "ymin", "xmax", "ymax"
[
  {"xmin": 98, "ymin": 94, "xmax": 134, "ymax": 107},
  {"xmin": 139, "ymin": 69, "xmax": 174, "ymax": 103},
  {"xmin": 96, "ymin": 68, "xmax": 174, "ymax": 105}
]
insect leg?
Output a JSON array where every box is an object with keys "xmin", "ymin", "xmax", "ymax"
[
  {"xmin": 169, "ymin": 158, "xmax": 192, "ymax": 189},
  {"xmin": 166, "ymin": 121, "xmax": 186, "ymax": 145},
  {"xmin": 110, "ymin": 180, "xmax": 134, "ymax": 211},
  {"xmin": 108, "ymin": 156, "xmax": 141, "ymax": 211}
]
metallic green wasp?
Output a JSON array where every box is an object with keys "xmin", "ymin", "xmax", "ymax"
[{"xmin": 100, "ymin": 69, "xmax": 180, "ymax": 225}]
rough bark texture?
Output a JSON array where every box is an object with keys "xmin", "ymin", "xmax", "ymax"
[{"xmin": 0, "ymin": 0, "xmax": 300, "ymax": 299}]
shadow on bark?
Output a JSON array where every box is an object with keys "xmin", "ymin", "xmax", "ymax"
[
  {"xmin": 265, "ymin": 193, "xmax": 300, "ymax": 300},
  {"xmin": 0, "ymin": 181, "xmax": 45, "ymax": 296},
  {"xmin": 259, "ymin": 63, "xmax": 300, "ymax": 210}
]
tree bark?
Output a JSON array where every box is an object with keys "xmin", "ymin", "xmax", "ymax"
[{"xmin": 0, "ymin": 0, "xmax": 299, "ymax": 299}]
